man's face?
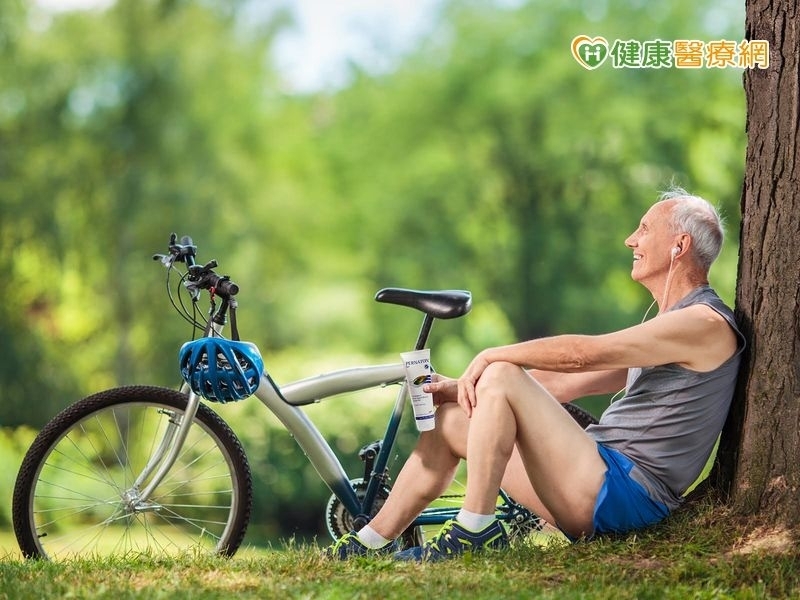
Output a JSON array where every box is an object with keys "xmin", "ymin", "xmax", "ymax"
[{"xmin": 624, "ymin": 200, "xmax": 677, "ymax": 283}]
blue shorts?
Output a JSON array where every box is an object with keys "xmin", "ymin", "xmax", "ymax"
[{"xmin": 586, "ymin": 444, "xmax": 670, "ymax": 537}]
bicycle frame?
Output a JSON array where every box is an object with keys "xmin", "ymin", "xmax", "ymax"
[
  {"xmin": 133, "ymin": 363, "xmax": 414, "ymax": 525},
  {"xmin": 259, "ymin": 364, "xmax": 408, "ymax": 520},
  {"xmin": 133, "ymin": 362, "xmax": 407, "ymax": 511},
  {"xmin": 136, "ymin": 313, "xmax": 439, "ymax": 528},
  {"xmin": 134, "ymin": 391, "xmax": 204, "ymax": 508}
]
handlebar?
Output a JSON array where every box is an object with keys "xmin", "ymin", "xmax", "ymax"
[{"xmin": 153, "ymin": 233, "xmax": 239, "ymax": 298}]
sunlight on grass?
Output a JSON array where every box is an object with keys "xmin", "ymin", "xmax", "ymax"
[{"xmin": 0, "ymin": 530, "xmax": 21, "ymax": 560}]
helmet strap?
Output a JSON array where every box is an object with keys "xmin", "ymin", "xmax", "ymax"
[
  {"xmin": 229, "ymin": 300, "xmax": 241, "ymax": 341},
  {"xmin": 200, "ymin": 294, "xmax": 217, "ymax": 338}
]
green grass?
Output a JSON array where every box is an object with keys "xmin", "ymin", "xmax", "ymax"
[{"xmin": 0, "ymin": 499, "xmax": 797, "ymax": 600}]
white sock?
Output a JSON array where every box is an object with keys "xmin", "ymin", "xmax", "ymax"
[
  {"xmin": 456, "ymin": 509, "xmax": 495, "ymax": 532},
  {"xmin": 356, "ymin": 525, "xmax": 392, "ymax": 549}
]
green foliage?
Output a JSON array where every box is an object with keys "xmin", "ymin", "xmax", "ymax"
[
  {"xmin": 320, "ymin": 0, "xmax": 745, "ymax": 341},
  {"xmin": 0, "ymin": 427, "xmax": 36, "ymax": 528},
  {"xmin": 0, "ymin": 0, "xmax": 746, "ymax": 538}
]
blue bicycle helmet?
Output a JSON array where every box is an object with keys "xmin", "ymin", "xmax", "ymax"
[{"xmin": 179, "ymin": 337, "xmax": 264, "ymax": 403}]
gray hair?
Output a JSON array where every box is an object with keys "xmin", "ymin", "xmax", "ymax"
[{"xmin": 658, "ymin": 187, "xmax": 724, "ymax": 272}]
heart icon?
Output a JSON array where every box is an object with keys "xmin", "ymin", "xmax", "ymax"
[{"xmin": 571, "ymin": 35, "xmax": 609, "ymax": 70}]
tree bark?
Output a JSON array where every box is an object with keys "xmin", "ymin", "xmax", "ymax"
[{"xmin": 715, "ymin": 0, "xmax": 800, "ymax": 524}]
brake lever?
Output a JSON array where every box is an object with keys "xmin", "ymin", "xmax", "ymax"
[
  {"xmin": 152, "ymin": 252, "xmax": 175, "ymax": 267},
  {"xmin": 153, "ymin": 233, "xmax": 197, "ymax": 267}
]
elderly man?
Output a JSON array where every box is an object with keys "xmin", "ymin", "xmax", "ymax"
[{"xmin": 327, "ymin": 188, "xmax": 744, "ymax": 561}]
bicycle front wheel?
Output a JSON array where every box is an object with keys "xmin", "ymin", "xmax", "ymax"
[{"xmin": 13, "ymin": 385, "xmax": 252, "ymax": 560}]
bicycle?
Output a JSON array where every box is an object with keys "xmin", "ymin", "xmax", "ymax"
[{"xmin": 12, "ymin": 234, "xmax": 598, "ymax": 560}]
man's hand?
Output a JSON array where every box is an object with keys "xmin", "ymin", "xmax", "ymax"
[
  {"xmin": 422, "ymin": 374, "xmax": 458, "ymax": 407},
  {"xmin": 456, "ymin": 352, "xmax": 492, "ymax": 417}
]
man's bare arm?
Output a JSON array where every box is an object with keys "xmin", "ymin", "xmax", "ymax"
[
  {"xmin": 531, "ymin": 369, "xmax": 628, "ymax": 403},
  {"xmin": 457, "ymin": 304, "xmax": 738, "ymax": 411},
  {"xmin": 475, "ymin": 305, "xmax": 735, "ymax": 373}
]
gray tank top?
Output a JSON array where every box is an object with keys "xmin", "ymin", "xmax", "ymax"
[{"xmin": 587, "ymin": 285, "xmax": 744, "ymax": 510}]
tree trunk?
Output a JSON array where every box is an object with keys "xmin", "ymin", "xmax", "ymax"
[{"xmin": 715, "ymin": 0, "xmax": 800, "ymax": 524}]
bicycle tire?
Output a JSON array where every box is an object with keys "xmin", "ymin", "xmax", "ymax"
[
  {"xmin": 563, "ymin": 401, "xmax": 598, "ymax": 430},
  {"xmin": 12, "ymin": 385, "xmax": 252, "ymax": 560},
  {"xmin": 414, "ymin": 401, "xmax": 599, "ymax": 541}
]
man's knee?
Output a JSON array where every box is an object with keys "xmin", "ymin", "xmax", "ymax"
[
  {"xmin": 475, "ymin": 361, "xmax": 556, "ymax": 415},
  {"xmin": 420, "ymin": 403, "xmax": 468, "ymax": 457},
  {"xmin": 475, "ymin": 361, "xmax": 527, "ymax": 395}
]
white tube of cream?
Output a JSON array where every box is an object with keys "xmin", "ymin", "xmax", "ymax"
[{"xmin": 401, "ymin": 348, "xmax": 436, "ymax": 431}]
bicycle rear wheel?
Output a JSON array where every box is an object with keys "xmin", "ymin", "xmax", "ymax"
[{"xmin": 13, "ymin": 385, "xmax": 252, "ymax": 560}]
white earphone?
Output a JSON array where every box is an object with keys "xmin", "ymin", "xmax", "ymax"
[{"xmin": 662, "ymin": 246, "xmax": 682, "ymax": 312}]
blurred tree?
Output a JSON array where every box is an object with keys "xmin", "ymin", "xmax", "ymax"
[
  {"xmin": 0, "ymin": 0, "xmax": 747, "ymax": 426},
  {"xmin": 316, "ymin": 0, "xmax": 745, "ymax": 352},
  {"xmin": 0, "ymin": 0, "xmax": 289, "ymax": 423},
  {"xmin": 0, "ymin": 0, "xmax": 752, "ymax": 539},
  {"xmin": 0, "ymin": 0, "xmax": 83, "ymax": 424}
]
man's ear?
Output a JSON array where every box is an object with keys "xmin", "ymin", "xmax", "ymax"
[{"xmin": 673, "ymin": 233, "xmax": 691, "ymax": 257}]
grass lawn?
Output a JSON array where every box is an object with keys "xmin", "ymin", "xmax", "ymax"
[{"xmin": 0, "ymin": 497, "xmax": 797, "ymax": 599}]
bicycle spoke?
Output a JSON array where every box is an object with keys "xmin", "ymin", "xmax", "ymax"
[
  {"xmin": 56, "ymin": 430, "xmax": 124, "ymax": 494},
  {"xmin": 18, "ymin": 392, "xmax": 249, "ymax": 560}
]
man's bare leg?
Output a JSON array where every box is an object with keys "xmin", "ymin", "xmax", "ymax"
[
  {"xmin": 464, "ymin": 361, "xmax": 606, "ymax": 538},
  {"xmin": 367, "ymin": 362, "xmax": 606, "ymax": 540},
  {"xmin": 367, "ymin": 403, "xmax": 468, "ymax": 539}
]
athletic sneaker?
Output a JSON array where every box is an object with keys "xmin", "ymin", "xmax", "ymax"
[
  {"xmin": 324, "ymin": 531, "xmax": 397, "ymax": 560},
  {"xmin": 393, "ymin": 519, "xmax": 508, "ymax": 562}
]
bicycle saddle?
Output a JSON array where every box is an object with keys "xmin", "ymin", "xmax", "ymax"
[{"xmin": 374, "ymin": 288, "xmax": 472, "ymax": 319}]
